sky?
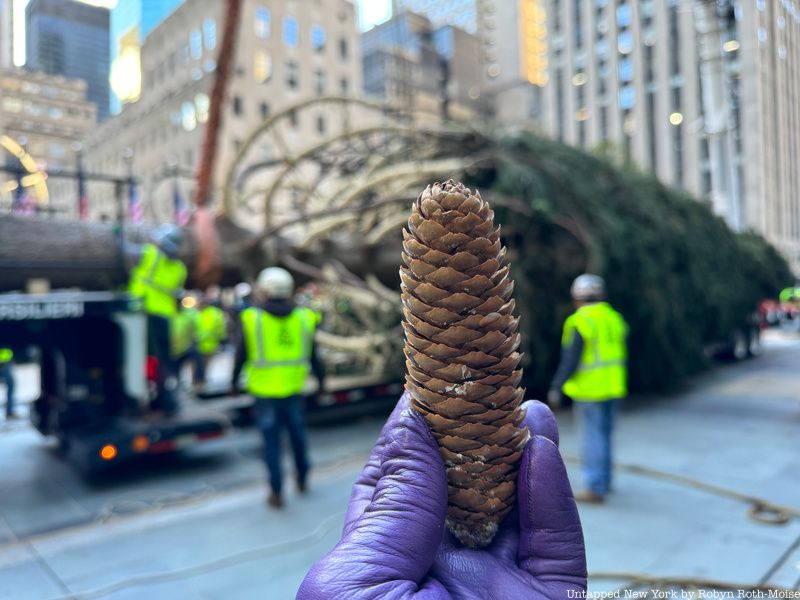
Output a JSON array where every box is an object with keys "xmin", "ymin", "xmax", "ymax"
[
  {"xmin": 357, "ymin": 0, "xmax": 391, "ymax": 31},
  {"xmin": 12, "ymin": 0, "xmax": 388, "ymax": 65}
]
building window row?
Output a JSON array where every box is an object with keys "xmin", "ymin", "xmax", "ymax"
[{"xmin": 253, "ymin": 6, "xmax": 343, "ymax": 58}]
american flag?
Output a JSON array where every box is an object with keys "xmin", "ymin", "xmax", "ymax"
[
  {"xmin": 173, "ymin": 180, "xmax": 190, "ymax": 226},
  {"xmin": 77, "ymin": 163, "xmax": 88, "ymax": 220},
  {"xmin": 11, "ymin": 186, "xmax": 36, "ymax": 216},
  {"xmin": 128, "ymin": 178, "xmax": 142, "ymax": 223}
]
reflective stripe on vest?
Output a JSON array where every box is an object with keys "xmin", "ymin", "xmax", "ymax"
[
  {"xmin": 562, "ymin": 302, "xmax": 628, "ymax": 401},
  {"xmin": 129, "ymin": 244, "xmax": 187, "ymax": 317},
  {"xmin": 242, "ymin": 307, "xmax": 315, "ymax": 398}
]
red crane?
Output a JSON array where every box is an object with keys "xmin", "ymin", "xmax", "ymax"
[{"xmin": 192, "ymin": 0, "xmax": 243, "ymax": 288}]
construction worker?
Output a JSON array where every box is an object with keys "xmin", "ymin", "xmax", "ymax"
[
  {"xmin": 548, "ymin": 274, "xmax": 628, "ymax": 504},
  {"xmin": 194, "ymin": 289, "xmax": 228, "ymax": 387},
  {"xmin": 172, "ymin": 295, "xmax": 199, "ymax": 389},
  {"xmin": 231, "ymin": 267, "xmax": 325, "ymax": 508},
  {"xmin": 128, "ymin": 226, "xmax": 187, "ymax": 413},
  {"xmin": 0, "ymin": 347, "xmax": 16, "ymax": 420}
]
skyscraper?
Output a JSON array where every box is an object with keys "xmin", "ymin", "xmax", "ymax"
[
  {"xmin": 110, "ymin": 0, "xmax": 185, "ymax": 112},
  {"xmin": 542, "ymin": 0, "xmax": 800, "ymax": 271},
  {"xmin": 392, "ymin": 0, "xmax": 478, "ymax": 33},
  {"xmin": 0, "ymin": 0, "xmax": 13, "ymax": 68},
  {"xmin": 25, "ymin": 0, "xmax": 110, "ymax": 120}
]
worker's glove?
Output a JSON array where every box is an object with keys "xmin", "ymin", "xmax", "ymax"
[
  {"xmin": 297, "ymin": 394, "xmax": 586, "ymax": 599},
  {"xmin": 547, "ymin": 388, "xmax": 562, "ymax": 410}
]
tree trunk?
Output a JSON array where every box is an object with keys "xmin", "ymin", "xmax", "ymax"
[
  {"xmin": 0, "ymin": 214, "xmax": 402, "ymax": 292},
  {"xmin": 0, "ymin": 215, "xmax": 265, "ymax": 292}
]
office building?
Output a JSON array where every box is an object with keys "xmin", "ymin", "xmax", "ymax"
[
  {"xmin": 83, "ymin": 0, "xmax": 362, "ymax": 223},
  {"xmin": 110, "ymin": 0, "xmax": 185, "ymax": 111},
  {"xmin": 543, "ymin": 0, "xmax": 800, "ymax": 272},
  {"xmin": 477, "ymin": 0, "xmax": 548, "ymax": 126},
  {"xmin": 0, "ymin": 0, "xmax": 12, "ymax": 68},
  {"xmin": 0, "ymin": 68, "xmax": 96, "ymax": 213},
  {"xmin": 362, "ymin": 10, "xmax": 484, "ymax": 121},
  {"xmin": 391, "ymin": 0, "xmax": 478, "ymax": 33},
  {"xmin": 25, "ymin": 0, "xmax": 110, "ymax": 120}
]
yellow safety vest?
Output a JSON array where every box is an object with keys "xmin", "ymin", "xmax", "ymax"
[
  {"xmin": 561, "ymin": 302, "xmax": 628, "ymax": 401},
  {"xmin": 241, "ymin": 307, "xmax": 316, "ymax": 398},
  {"xmin": 171, "ymin": 310, "xmax": 196, "ymax": 358},
  {"xmin": 129, "ymin": 244, "xmax": 187, "ymax": 317},
  {"xmin": 197, "ymin": 306, "xmax": 227, "ymax": 355},
  {"xmin": 0, "ymin": 348, "xmax": 13, "ymax": 363}
]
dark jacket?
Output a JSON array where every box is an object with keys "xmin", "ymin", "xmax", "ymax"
[{"xmin": 549, "ymin": 331, "xmax": 584, "ymax": 392}]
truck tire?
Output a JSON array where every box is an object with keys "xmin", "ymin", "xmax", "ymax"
[
  {"xmin": 747, "ymin": 327, "xmax": 762, "ymax": 357},
  {"xmin": 731, "ymin": 329, "xmax": 748, "ymax": 361}
]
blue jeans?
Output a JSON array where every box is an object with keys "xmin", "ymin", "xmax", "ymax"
[
  {"xmin": 574, "ymin": 399, "xmax": 618, "ymax": 496},
  {"xmin": 254, "ymin": 395, "xmax": 309, "ymax": 495},
  {"xmin": 1, "ymin": 363, "xmax": 15, "ymax": 417}
]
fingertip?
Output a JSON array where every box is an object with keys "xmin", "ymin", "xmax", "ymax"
[{"xmin": 520, "ymin": 399, "xmax": 559, "ymax": 446}]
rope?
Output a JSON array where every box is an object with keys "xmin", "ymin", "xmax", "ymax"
[{"xmin": 562, "ymin": 453, "xmax": 799, "ymax": 525}]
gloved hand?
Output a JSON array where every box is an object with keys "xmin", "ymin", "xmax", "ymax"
[
  {"xmin": 547, "ymin": 388, "xmax": 562, "ymax": 410},
  {"xmin": 297, "ymin": 394, "xmax": 586, "ymax": 599}
]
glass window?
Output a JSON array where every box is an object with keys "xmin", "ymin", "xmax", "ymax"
[
  {"xmin": 316, "ymin": 115, "xmax": 325, "ymax": 134},
  {"xmin": 314, "ymin": 70, "xmax": 326, "ymax": 95},
  {"xmin": 203, "ymin": 19, "xmax": 217, "ymax": 50},
  {"xmin": 181, "ymin": 101, "xmax": 197, "ymax": 131},
  {"xmin": 618, "ymin": 85, "xmax": 635, "ymax": 110},
  {"xmin": 340, "ymin": 77, "xmax": 349, "ymax": 95},
  {"xmin": 289, "ymin": 108, "xmax": 298, "ymax": 128},
  {"xmin": 616, "ymin": 4, "xmax": 631, "ymax": 27},
  {"xmin": 260, "ymin": 102, "xmax": 270, "ymax": 120},
  {"xmin": 254, "ymin": 51, "xmax": 272, "ymax": 82},
  {"xmin": 284, "ymin": 16, "xmax": 299, "ymax": 47},
  {"xmin": 286, "ymin": 61, "xmax": 299, "ymax": 89},
  {"xmin": 339, "ymin": 38, "xmax": 349, "ymax": 61},
  {"xmin": 311, "ymin": 25, "xmax": 326, "ymax": 52},
  {"xmin": 233, "ymin": 96, "xmax": 243, "ymax": 115},
  {"xmin": 190, "ymin": 29, "xmax": 202, "ymax": 59},
  {"xmin": 195, "ymin": 93, "xmax": 210, "ymax": 123},
  {"xmin": 617, "ymin": 30, "xmax": 633, "ymax": 54},
  {"xmin": 618, "ymin": 58, "xmax": 633, "ymax": 82},
  {"xmin": 255, "ymin": 7, "xmax": 271, "ymax": 38}
]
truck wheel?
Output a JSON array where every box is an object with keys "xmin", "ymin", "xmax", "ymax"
[
  {"xmin": 731, "ymin": 329, "xmax": 748, "ymax": 361},
  {"xmin": 747, "ymin": 327, "xmax": 762, "ymax": 357}
]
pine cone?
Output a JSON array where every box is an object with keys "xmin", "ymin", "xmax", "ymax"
[{"xmin": 401, "ymin": 180, "xmax": 528, "ymax": 548}]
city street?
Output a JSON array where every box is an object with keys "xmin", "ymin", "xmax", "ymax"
[{"xmin": 1, "ymin": 331, "xmax": 800, "ymax": 599}]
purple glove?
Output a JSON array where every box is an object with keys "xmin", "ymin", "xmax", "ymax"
[{"xmin": 298, "ymin": 394, "xmax": 586, "ymax": 599}]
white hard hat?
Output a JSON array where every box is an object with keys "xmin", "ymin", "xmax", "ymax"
[
  {"xmin": 256, "ymin": 267, "xmax": 295, "ymax": 298},
  {"xmin": 571, "ymin": 274, "xmax": 606, "ymax": 301}
]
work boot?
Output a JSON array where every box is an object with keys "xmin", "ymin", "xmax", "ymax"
[
  {"xmin": 267, "ymin": 492, "xmax": 284, "ymax": 508},
  {"xmin": 297, "ymin": 478, "xmax": 307, "ymax": 494},
  {"xmin": 574, "ymin": 490, "xmax": 605, "ymax": 504}
]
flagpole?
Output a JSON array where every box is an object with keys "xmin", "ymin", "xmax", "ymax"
[{"xmin": 74, "ymin": 142, "xmax": 86, "ymax": 221}]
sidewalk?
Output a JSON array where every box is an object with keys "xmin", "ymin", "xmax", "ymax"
[{"xmin": 1, "ymin": 333, "xmax": 799, "ymax": 598}]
